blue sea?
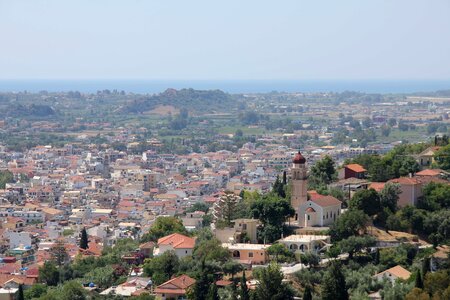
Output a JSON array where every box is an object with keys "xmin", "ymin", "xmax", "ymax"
[{"xmin": 0, "ymin": 79, "xmax": 449, "ymax": 94}]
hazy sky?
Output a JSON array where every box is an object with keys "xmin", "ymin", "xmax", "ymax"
[{"xmin": 1, "ymin": 0, "xmax": 450, "ymax": 80}]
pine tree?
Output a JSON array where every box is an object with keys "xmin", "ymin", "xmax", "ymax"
[
  {"xmin": 80, "ymin": 228, "xmax": 89, "ymax": 250},
  {"xmin": 303, "ymin": 285, "xmax": 312, "ymax": 300},
  {"xmin": 415, "ymin": 269, "xmax": 424, "ymax": 289},
  {"xmin": 240, "ymin": 271, "xmax": 250, "ymax": 300},
  {"xmin": 321, "ymin": 262, "xmax": 348, "ymax": 300}
]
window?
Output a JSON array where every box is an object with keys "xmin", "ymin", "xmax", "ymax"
[
  {"xmin": 308, "ymin": 215, "xmax": 311, "ymax": 220},
  {"xmin": 248, "ymin": 252, "xmax": 253, "ymax": 258}
]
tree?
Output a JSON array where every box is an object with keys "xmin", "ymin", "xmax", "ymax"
[
  {"xmin": 251, "ymin": 194, "xmax": 294, "ymax": 243},
  {"xmin": 321, "ymin": 261, "xmax": 348, "ymax": 300},
  {"xmin": 143, "ymin": 251, "xmax": 179, "ymax": 285},
  {"xmin": 267, "ymin": 243, "xmax": 293, "ymax": 263},
  {"xmin": 39, "ymin": 261, "xmax": 60, "ymax": 286},
  {"xmin": 188, "ymin": 260, "xmax": 211, "ymax": 300},
  {"xmin": 0, "ymin": 170, "xmax": 13, "ymax": 189},
  {"xmin": 240, "ymin": 271, "xmax": 250, "ymax": 300},
  {"xmin": 415, "ymin": 270, "xmax": 424, "ymax": 289},
  {"xmin": 207, "ymin": 282, "xmax": 219, "ymax": 300},
  {"xmin": 214, "ymin": 192, "xmax": 241, "ymax": 227},
  {"xmin": 329, "ymin": 209, "xmax": 369, "ymax": 241},
  {"xmin": 338, "ymin": 235, "xmax": 376, "ymax": 260},
  {"xmin": 24, "ymin": 284, "xmax": 47, "ymax": 299},
  {"xmin": 349, "ymin": 189, "xmax": 380, "ymax": 216},
  {"xmin": 141, "ymin": 216, "xmax": 188, "ymax": 242},
  {"xmin": 381, "ymin": 124, "xmax": 391, "ymax": 137},
  {"xmin": 272, "ymin": 176, "xmax": 286, "ymax": 198},
  {"xmin": 380, "ymin": 183, "xmax": 401, "ymax": 213},
  {"xmin": 309, "ymin": 155, "xmax": 337, "ymax": 188},
  {"xmin": 434, "ymin": 144, "xmax": 450, "ymax": 171},
  {"xmin": 51, "ymin": 239, "xmax": 69, "ymax": 267},
  {"xmin": 253, "ymin": 262, "xmax": 294, "ymax": 300},
  {"xmin": 79, "ymin": 228, "xmax": 88, "ymax": 250},
  {"xmin": 303, "ymin": 285, "xmax": 313, "ymax": 300},
  {"xmin": 17, "ymin": 284, "xmax": 24, "ymax": 300}
]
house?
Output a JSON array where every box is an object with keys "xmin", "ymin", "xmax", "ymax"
[
  {"xmin": 298, "ymin": 196, "xmax": 342, "ymax": 227},
  {"xmin": 373, "ymin": 265, "xmax": 411, "ymax": 283},
  {"xmin": 222, "ymin": 243, "xmax": 270, "ymax": 265},
  {"xmin": 388, "ymin": 177, "xmax": 422, "ymax": 207},
  {"xmin": 418, "ymin": 146, "xmax": 441, "ymax": 167},
  {"xmin": 154, "ymin": 233, "xmax": 195, "ymax": 258},
  {"xmin": 343, "ymin": 164, "xmax": 367, "ymax": 179},
  {"xmin": 214, "ymin": 219, "xmax": 259, "ymax": 244},
  {"xmin": 278, "ymin": 235, "xmax": 331, "ymax": 254},
  {"xmin": 154, "ymin": 274, "xmax": 195, "ymax": 300}
]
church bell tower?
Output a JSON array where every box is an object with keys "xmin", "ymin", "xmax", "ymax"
[{"xmin": 291, "ymin": 151, "xmax": 308, "ymax": 221}]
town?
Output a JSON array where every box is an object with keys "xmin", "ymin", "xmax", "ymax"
[{"xmin": 0, "ymin": 88, "xmax": 449, "ymax": 299}]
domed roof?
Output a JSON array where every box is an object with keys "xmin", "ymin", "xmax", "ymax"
[{"xmin": 293, "ymin": 151, "xmax": 306, "ymax": 164}]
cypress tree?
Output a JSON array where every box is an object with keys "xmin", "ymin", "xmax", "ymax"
[
  {"xmin": 303, "ymin": 285, "xmax": 312, "ymax": 300},
  {"xmin": 415, "ymin": 269, "xmax": 423, "ymax": 289},
  {"xmin": 80, "ymin": 228, "xmax": 89, "ymax": 250},
  {"xmin": 240, "ymin": 271, "xmax": 250, "ymax": 300},
  {"xmin": 17, "ymin": 284, "xmax": 24, "ymax": 300},
  {"xmin": 321, "ymin": 261, "xmax": 348, "ymax": 300},
  {"xmin": 282, "ymin": 171, "xmax": 287, "ymax": 185}
]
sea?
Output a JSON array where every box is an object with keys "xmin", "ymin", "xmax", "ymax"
[{"xmin": 0, "ymin": 79, "xmax": 449, "ymax": 94}]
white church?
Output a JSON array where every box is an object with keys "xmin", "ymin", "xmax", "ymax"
[{"xmin": 290, "ymin": 151, "xmax": 342, "ymax": 227}]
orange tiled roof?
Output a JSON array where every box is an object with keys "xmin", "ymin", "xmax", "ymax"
[
  {"xmin": 155, "ymin": 274, "xmax": 195, "ymax": 295},
  {"xmin": 157, "ymin": 233, "xmax": 195, "ymax": 249},
  {"xmin": 376, "ymin": 265, "xmax": 411, "ymax": 280},
  {"xmin": 369, "ymin": 182, "xmax": 386, "ymax": 192},
  {"xmin": 311, "ymin": 195, "xmax": 341, "ymax": 207},
  {"xmin": 415, "ymin": 169, "xmax": 441, "ymax": 176},
  {"xmin": 345, "ymin": 164, "xmax": 367, "ymax": 173}
]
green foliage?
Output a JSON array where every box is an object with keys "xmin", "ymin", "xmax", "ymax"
[
  {"xmin": 253, "ymin": 262, "xmax": 294, "ymax": 300},
  {"xmin": 329, "ymin": 209, "xmax": 369, "ymax": 242},
  {"xmin": 420, "ymin": 182, "xmax": 450, "ymax": 211},
  {"xmin": 272, "ymin": 175, "xmax": 286, "ymax": 198},
  {"xmin": 349, "ymin": 189, "xmax": 380, "ymax": 216},
  {"xmin": 193, "ymin": 230, "xmax": 230, "ymax": 263},
  {"xmin": 299, "ymin": 252, "xmax": 320, "ymax": 267},
  {"xmin": 379, "ymin": 183, "xmax": 401, "ymax": 213},
  {"xmin": 308, "ymin": 155, "xmax": 337, "ymax": 189},
  {"xmin": 321, "ymin": 261, "xmax": 349, "ymax": 300},
  {"xmin": 380, "ymin": 281, "xmax": 413, "ymax": 300},
  {"xmin": 143, "ymin": 251, "xmax": 180, "ymax": 285},
  {"xmin": 79, "ymin": 228, "xmax": 88, "ymax": 250},
  {"xmin": 38, "ymin": 280, "xmax": 87, "ymax": 300},
  {"xmin": 267, "ymin": 243, "xmax": 295, "ymax": 263},
  {"xmin": 141, "ymin": 216, "xmax": 188, "ymax": 242},
  {"xmin": 251, "ymin": 194, "xmax": 294, "ymax": 243},
  {"xmin": 24, "ymin": 283, "xmax": 47, "ymax": 299},
  {"xmin": 82, "ymin": 265, "xmax": 115, "ymax": 289},
  {"xmin": 186, "ymin": 202, "xmax": 209, "ymax": 213},
  {"xmin": 240, "ymin": 271, "xmax": 250, "ymax": 300},
  {"xmin": 303, "ymin": 285, "xmax": 313, "ymax": 300},
  {"xmin": 338, "ymin": 235, "xmax": 376, "ymax": 259},
  {"xmin": 0, "ymin": 170, "xmax": 13, "ymax": 189},
  {"xmin": 39, "ymin": 261, "xmax": 60, "ymax": 286}
]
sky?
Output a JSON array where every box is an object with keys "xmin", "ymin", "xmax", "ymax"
[{"xmin": 1, "ymin": 0, "xmax": 450, "ymax": 81}]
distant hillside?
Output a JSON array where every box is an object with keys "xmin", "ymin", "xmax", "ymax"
[
  {"xmin": 120, "ymin": 88, "xmax": 236, "ymax": 114},
  {"xmin": 3, "ymin": 104, "xmax": 56, "ymax": 117}
]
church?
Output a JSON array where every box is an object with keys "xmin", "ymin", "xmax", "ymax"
[{"xmin": 290, "ymin": 151, "xmax": 342, "ymax": 227}]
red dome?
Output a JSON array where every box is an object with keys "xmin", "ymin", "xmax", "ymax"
[{"xmin": 293, "ymin": 151, "xmax": 306, "ymax": 164}]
